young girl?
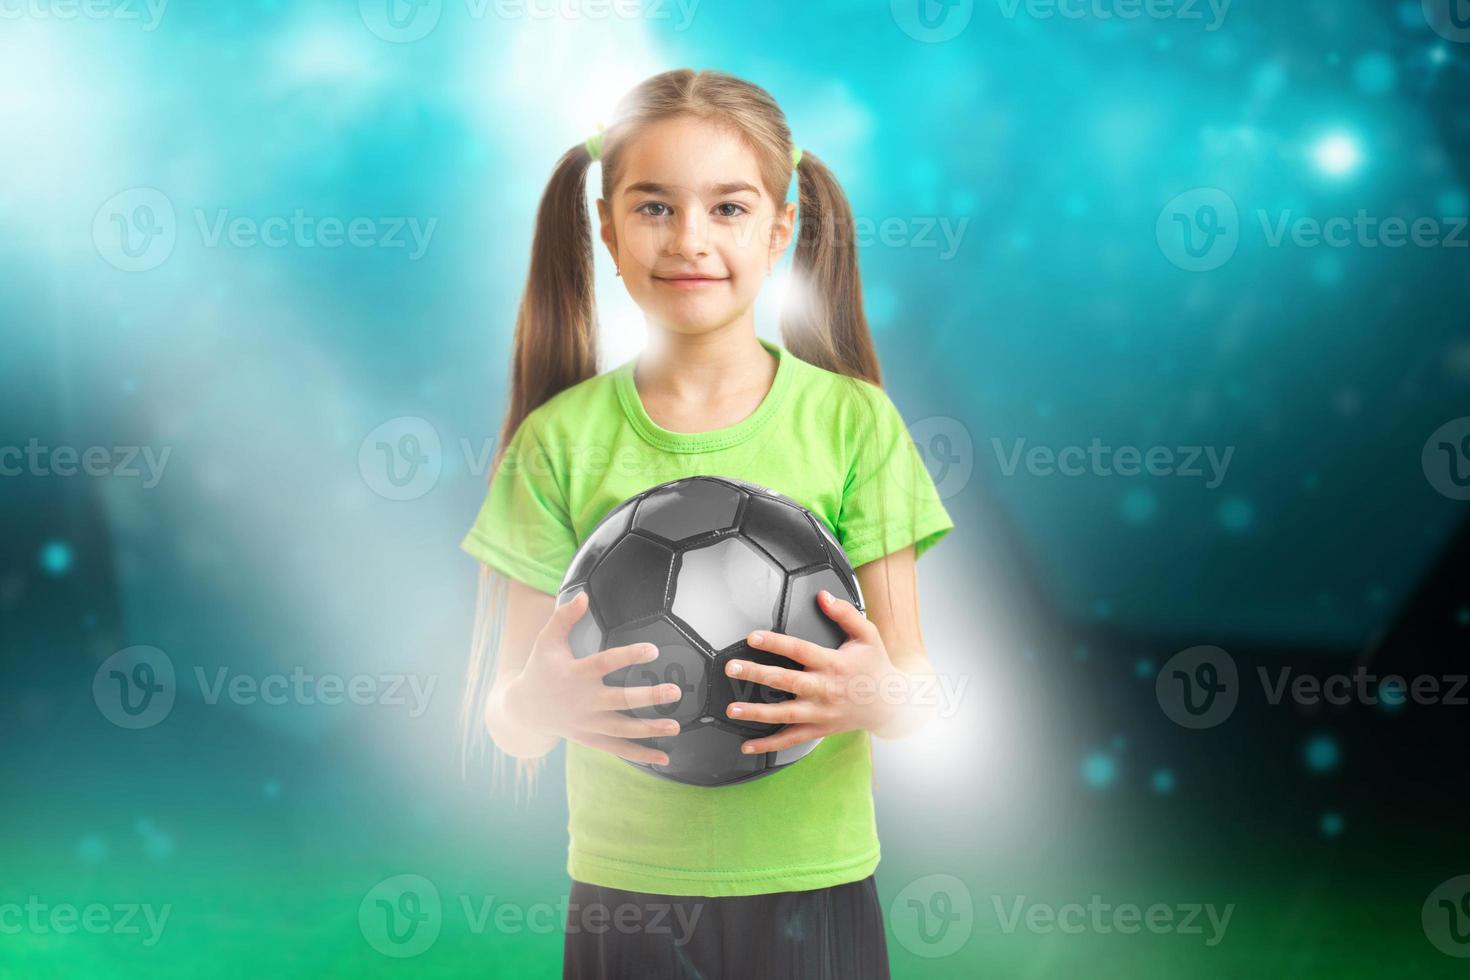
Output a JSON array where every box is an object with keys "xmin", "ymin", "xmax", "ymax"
[{"xmin": 461, "ymin": 69, "xmax": 954, "ymax": 980}]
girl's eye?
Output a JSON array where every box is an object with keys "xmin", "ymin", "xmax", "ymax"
[
  {"xmin": 637, "ymin": 202, "xmax": 672, "ymax": 218},
  {"xmin": 713, "ymin": 203, "xmax": 749, "ymax": 218}
]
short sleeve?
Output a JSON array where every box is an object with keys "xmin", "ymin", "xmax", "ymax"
[
  {"xmin": 459, "ymin": 414, "xmax": 578, "ymax": 596},
  {"xmin": 836, "ymin": 384, "xmax": 955, "ymax": 570}
]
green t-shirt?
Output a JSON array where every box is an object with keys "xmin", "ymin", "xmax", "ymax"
[{"xmin": 461, "ymin": 336, "xmax": 954, "ymax": 897}]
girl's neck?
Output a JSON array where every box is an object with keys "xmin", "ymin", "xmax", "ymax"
[{"xmin": 634, "ymin": 321, "xmax": 775, "ymax": 406}]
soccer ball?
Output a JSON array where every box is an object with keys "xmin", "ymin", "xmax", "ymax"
[{"xmin": 556, "ymin": 476, "xmax": 864, "ymax": 787}]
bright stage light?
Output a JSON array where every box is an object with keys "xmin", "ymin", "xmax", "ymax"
[{"xmin": 1312, "ymin": 133, "xmax": 1362, "ymax": 178}]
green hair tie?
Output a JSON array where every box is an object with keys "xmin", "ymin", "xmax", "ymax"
[
  {"xmin": 790, "ymin": 146, "xmax": 803, "ymax": 169},
  {"xmin": 585, "ymin": 121, "xmax": 606, "ymax": 162}
]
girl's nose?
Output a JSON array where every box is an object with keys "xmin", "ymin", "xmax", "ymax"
[{"xmin": 667, "ymin": 211, "xmax": 710, "ymax": 260}]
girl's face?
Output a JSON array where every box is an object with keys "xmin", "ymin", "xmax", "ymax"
[{"xmin": 597, "ymin": 116, "xmax": 795, "ymax": 337}]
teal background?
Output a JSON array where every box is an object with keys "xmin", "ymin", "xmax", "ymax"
[{"xmin": 4, "ymin": 0, "xmax": 1470, "ymax": 976}]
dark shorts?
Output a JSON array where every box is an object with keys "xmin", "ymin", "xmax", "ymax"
[{"xmin": 562, "ymin": 875, "xmax": 892, "ymax": 980}]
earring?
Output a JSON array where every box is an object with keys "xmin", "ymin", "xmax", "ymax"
[{"xmin": 615, "ymin": 267, "xmax": 622, "ymax": 278}]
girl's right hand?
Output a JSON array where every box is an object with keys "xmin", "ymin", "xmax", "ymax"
[{"xmin": 504, "ymin": 591, "xmax": 683, "ymax": 766}]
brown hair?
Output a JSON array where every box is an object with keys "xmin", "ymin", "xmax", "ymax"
[{"xmin": 465, "ymin": 69, "xmax": 916, "ymax": 796}]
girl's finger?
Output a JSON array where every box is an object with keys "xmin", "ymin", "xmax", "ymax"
[
  {"xmin": 543, "ymin": 591, "xmax": 590, "ymax": 641},
  {"xmin": 570, "ymin": 732, "xmax": 670, "ymax": 767},
  {"xmin": 745, "ymin": 629, "xmax": 830, "ymax": 668},
  {"xmin": 593, "ymin": 683, "xmax": 683, "ymax": 712},
  {"xmin": 723, "ymin": 659, "xmax": 813, "ymax": 697},
  {"xmin": 725, "ymin": 700, "xmax": 821, "ymax": 726},
  {"xmin": 578, "ymin": 642, "xmax": 659, "ymax": 678},
  {"xmin": 739, "ymin": 723, "xmax": 825, "ymax": 755},
  {"xmin": 817, "ymin": 590, "xmax": 879, "ymax": 644},
  {"xmin": 589, "ymin": 711, "xmax": 681, "ymax": 740}
]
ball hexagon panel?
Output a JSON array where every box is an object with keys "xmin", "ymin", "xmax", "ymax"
[
  {"xmin": 740, "ymin": 493, "xmax": 829, "ymax": 573},
  {"xmin": 603, "ymin": 618, "xmax": 709, "ymax": 726},
  {"xmin": 671, "ymin": 537, "xmax": 785, "ymax": 652},
  {"xmin": 632, "ymin": 478, "xmax": 743, "ymax": 544},
  {"xmin": 562, "ymin": 498, "xmax": 636, "ymax": 590},
  {"xmin": 589, "ymin": 534, "xmax": 676, "ymax": 630},
  {"xmin": 810, "ymin": 517, "xmax": 861, "ymax": 600},
  {"xmin": 647, "ymin": 722, "xmax": 766, "ymax": 787},
  {"xmin": 784, "ymin": 567, "xmax": 851, "ymax": 651}
]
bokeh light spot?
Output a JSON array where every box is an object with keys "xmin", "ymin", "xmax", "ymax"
[
  {"xmin": 1151, "ymin": 769, "xmax": 1176, "ymax": 795},
  {"xmin": 1219, "ymin": 497, "xmax": 1256, "ymax": 533},
  {"xmin": 1122, "ymin": 488, "xmax": 1158, "ymax": 525},
  {"xmin": 75, "ymin": 835, "xmax": 108, "ymax": 864},
  {"xmin": 1303, "ymin": 733, "xmax": 1342, "ymax": 773},
  {"xmin": 39, "ymin": 539, "xmax": 74, "ymax": 576},
  {"xmin": 1082, "ymin": 751, "xmax": 1118, "ymax": 790},
  {"xmin": 1313, "ymin": 133, "xmax": 1363, "ymax": 178},
  {"xmin": 1352, "ymin": 53, "xmax": 1397, "ymax": 95}
]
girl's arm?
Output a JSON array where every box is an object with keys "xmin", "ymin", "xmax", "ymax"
[
  {"xmin": 483, "ymin": 579, "xmax": 681, "ymax": 765},
  {"xmin": 854, "ymin": 546, "xmax": 942, "ymax": 740},
  {"xmin": 484, "ymin": 578, "xmax": 561, "ymax": 760}
]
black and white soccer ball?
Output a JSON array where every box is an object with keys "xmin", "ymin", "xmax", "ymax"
[{"xmin": 556, "ymin": 476, "xmax": 864, "ymax": 787}]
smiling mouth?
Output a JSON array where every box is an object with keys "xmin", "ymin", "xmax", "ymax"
[{"xmin": 654, "ymin": 275, "xmax": 729, "ymax": 288}]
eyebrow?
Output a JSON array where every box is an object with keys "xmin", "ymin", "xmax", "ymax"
[{"xmin": 623, "ymin": 180, "xmax": 762, "ymax": 197}]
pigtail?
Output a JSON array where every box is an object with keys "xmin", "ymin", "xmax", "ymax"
[
  {"xmin": 780, "ymin": 150, "xmax": 882, "ymax": 387},
  {"xmin": 496, "ymin": 143, "xmax": 602, "ymax": 460},
  {"xmin": 463, "ymin": 143, "xmax": 601, "ymax": 799}
]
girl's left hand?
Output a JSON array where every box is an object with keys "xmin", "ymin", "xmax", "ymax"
[{"xmin": 724, "ymin": 589, "xmax": 910, "ymax": 753}]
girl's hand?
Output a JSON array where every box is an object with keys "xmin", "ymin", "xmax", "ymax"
[
  {"xmin": 724, "ymin": 589, "xmax": 913, "ymax": 753},
  {"xmin": 504, "ymin": 591, "xmax": 684, "ymax": 766}
]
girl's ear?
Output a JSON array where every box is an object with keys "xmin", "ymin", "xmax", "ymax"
[
  {"xmin": 768, "ymin": 199, "xmax": 797, "ymax": 266},
  {"xmin": 595, "ymin": 197, "xmax": 619, "ymax": 268}
]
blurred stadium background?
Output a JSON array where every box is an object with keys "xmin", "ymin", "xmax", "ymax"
[{"xmin": 2, "ymin": 0, "xmax": 1469, "ymax": 976}]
